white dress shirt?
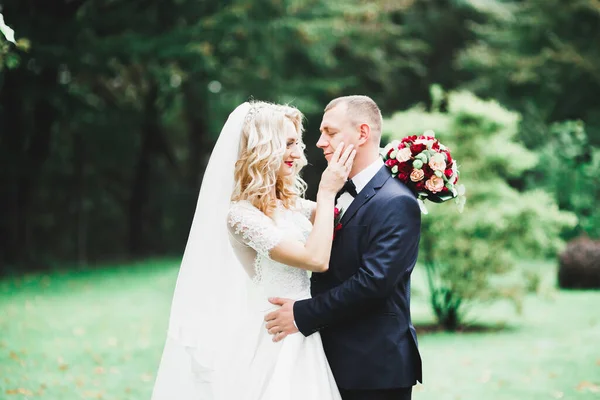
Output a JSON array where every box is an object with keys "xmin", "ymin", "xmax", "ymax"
[{"xmin": 336, "ymin": 157, "xmax": 384, "ymax": 216}]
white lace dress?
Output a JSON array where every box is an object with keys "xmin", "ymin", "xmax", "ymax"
[{"xmin": 214, "ymin": 199, "xmax": 341, "ymax": 400}]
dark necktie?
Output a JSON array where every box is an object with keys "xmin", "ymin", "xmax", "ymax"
[{"xmin": 335, "ymin": 179, "xmax": 357, "ymax": 202}]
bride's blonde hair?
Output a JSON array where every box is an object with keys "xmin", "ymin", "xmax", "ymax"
[{"xmin": 231, "ymin": 101, "xmax": 308, "ymax": 216}]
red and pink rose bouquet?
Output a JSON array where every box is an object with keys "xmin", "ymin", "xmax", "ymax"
[{"xmin": 382, "ymin": 130, "xmax": 466, "ymax": 214}]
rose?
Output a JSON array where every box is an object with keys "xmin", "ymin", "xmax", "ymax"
[
  {"xmin": 333, "ymin": 223, "xmax": 343, "ymax": 240},
  {"xmin": 415, "ymin": 137, "xmax": 435, "ymax": 149},
  {"xmin": 415, "ymin": 180, "xmax": 426, "ymax": 191},
  {"xmin": 410, "ymin": 143, "xmax": 426, "ymax": 155},
  {"xmin": 395, "ymin": 147, "xmax": 412, "ymax": 162},
  {"xmin": 396, "ymin": 162, "xmax": 412, "ymax": 182},
  {"xmin": 385, "ymin": 158, "xmax": 398, "ymax": 168},
  {"xmin": 398, "ymin": 162, "xmax": 412, "ymax": 174},
  {"xmin": 425, "ymin": 176, "xmax": 445, "ymax": 193},
  {"xmin": 445, "ymin": 150, "xmax": 453, "ymax": 165},
  {"xmin": 428, "ymin": 153, "xmax": 446, "ymax": 171},
  {"xmin": 444, "ymin": 168, "xmax": 453, "ymax": 179},
  {"xmin": 410, "ymin": 168, "xmax": 425, "ymax": 182},
  {"xmin": 422, "ymin": 164, "xmax": 434, "ymax": 178},
  {"xmin": 401, "ymin": 135, "xmax": 417, "ymax": 145}
]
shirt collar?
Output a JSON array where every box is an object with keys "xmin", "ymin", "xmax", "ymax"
[{"xmin": 351, "ymin": 157, "xmax": 384, "ymax": 194}]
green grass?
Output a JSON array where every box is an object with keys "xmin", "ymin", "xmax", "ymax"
[{"xmin": 1, "ymin": 259, "xmax": 599, "ymax": 399}]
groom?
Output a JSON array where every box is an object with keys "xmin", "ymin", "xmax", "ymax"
[{"xmin": 265, "ymin": 95, "xmax": 422, "ymax": 400}]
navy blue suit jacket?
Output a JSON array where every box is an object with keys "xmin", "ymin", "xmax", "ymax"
[{"xmin": 294, "ymin": 166, "xmax": 422, "ymax": 390}]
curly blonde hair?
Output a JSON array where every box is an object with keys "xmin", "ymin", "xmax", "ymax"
[{"xmin": 231, "ymin": 101, "xmax": 308, "ymax": 217}]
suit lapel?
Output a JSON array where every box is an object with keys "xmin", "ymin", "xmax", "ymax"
[{"xmin": 339, "ymin": 166, "xmax": 391, "ymax": 227}]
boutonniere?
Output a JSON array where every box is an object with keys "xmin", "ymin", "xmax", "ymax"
[{"xmin": 333, "ymin": 207, "xmax": 343, "ymax": 239}]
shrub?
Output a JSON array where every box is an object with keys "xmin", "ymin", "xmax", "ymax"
[
  {"xmin": 383, "ymin": 87, "xmax": 577, "ymax": 330},
  {"xmin": 558, "ymin": 236, "xmax": 600, "ymax": 289}
]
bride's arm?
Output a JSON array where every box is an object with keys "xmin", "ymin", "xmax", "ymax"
[
  {"xmin": 228, "ymin": 144, "xmax": 354, "ymax": 274},
  {"xmin": 269, "ymin": 191, "xmax": 336, "ymax": 272},
  {"xmin": 270, "ymin": 145, "xmax": 354, "ymax": 272}
]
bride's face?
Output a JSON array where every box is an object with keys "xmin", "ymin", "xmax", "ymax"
[{"xmin": 278, "ymin": 119, "xmax": 302, "ymax": 178}]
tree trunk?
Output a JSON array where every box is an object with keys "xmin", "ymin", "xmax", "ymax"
[
  {"xmin": 183, "ymin": 80, "xmax": 209, "ymax": 189},
  {"xmin": 128, "ymin": 81, "xmax": 159, "ymax": 256},
  {"xmin": 73, "ymin": 130, "xmax": 88, "ymax": 264},
  {"xmin": 0, "ymin": 69, "xmax": 26, "ymax": 270}
]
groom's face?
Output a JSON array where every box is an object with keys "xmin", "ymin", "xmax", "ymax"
[{"xmin": 317, "ymin": 105, "xmax": 359, "ymax": 162}]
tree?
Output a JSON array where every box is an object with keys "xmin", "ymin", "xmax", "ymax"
[
  {"xmin": 0, "ymin": 0, "xmax": 433, "ymax": 271},
  {"xmin": 383, "ymin": 87, "xmax": 576, "ymax": 330},
  {"xmin": 456, "ymin": 0, "xmax": 600, "ymax": 239}
]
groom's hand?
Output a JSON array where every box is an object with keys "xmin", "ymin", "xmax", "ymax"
[{"xmin": 264, "ymin": 297, "xmax": 299, "ymax": 342}]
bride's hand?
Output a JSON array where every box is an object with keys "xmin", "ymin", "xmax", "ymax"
[{"xmin": 318, "ymin": 142, "xmax": 356, "ymax": 197}]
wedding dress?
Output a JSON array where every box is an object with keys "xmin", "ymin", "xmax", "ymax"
[
  {"xmin": 151, "ymin": 102, "xmax": 341, "ymax": 400},
  {"xmin": 211, "ymin": 199, "xmax": 341, "ymax": 399}
]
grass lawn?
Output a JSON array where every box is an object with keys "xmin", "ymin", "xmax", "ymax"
[{"xmin": 1, "ymin": 259, "xmax": 599, "ymax": 399}]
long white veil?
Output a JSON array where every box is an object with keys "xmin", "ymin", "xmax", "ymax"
[{"xmin": 151, "ymin": 102, "xmax": 253, "ymax": 399}]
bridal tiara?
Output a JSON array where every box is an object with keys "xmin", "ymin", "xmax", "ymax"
[{"xmin": 244, "ymin": 103, "xmax": 264, "ymax": 123}]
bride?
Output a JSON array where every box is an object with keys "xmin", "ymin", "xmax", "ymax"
[{"xmin": 151, "ymin": 101, "xmax": 356, "ymax": 399}]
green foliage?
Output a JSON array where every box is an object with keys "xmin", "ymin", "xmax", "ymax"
[
  {"xmin": 0, "ymin": 12, "xmax": 28, "ymax": 70},
  {"xmin": 457, "ymin": 1, "xmax": 600, "ymax": 236},
  {"xmin": 458, "ymin": 0, "xmax": 600, "ymax": 147},
  {"xmin": 0, "ymin": 0, "xmax": 430, "ymax": 269},
  {"xmin": 529, "ymin": 120, "xmax": 600, "ymax": 238},
  {"xmin": 384, "ymin": 88, "xmax": 577, "ymax": 329}
]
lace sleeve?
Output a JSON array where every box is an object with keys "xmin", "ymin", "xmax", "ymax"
[
  {"xmin": 227, "ymin": 201, "xmax": 283, "ymax": 258},
  {"xmin": 296, "ymin": 198, "xmax": 316, "ymax": 222}
]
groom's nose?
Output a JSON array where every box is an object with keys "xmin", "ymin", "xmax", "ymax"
[{"xmin": 316, "ymin": 134, "xmax": 328, "ymax": 149}]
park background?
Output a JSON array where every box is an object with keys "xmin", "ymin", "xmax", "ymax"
[{"xmin": 1, "ymin": 1, "xmax": 599, "ymax": 399}]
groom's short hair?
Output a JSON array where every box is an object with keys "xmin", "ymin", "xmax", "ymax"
[{"xmin": 325, "ymin": 95, "xmax": 383, "ymax": 139}]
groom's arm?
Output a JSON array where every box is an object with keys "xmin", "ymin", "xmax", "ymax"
[{"xmin": 293, "ymin": 193, "xmax": 421, "ymax": 336}]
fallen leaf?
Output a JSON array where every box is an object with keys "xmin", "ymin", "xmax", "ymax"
[
  {"xmin": 82, "ymin": 390, "xmax": 104, "ymax": 399},
  {"xmin": 5, "ymin": 388, "xmax": 33, "ymax": 396},
  {"xmin": 73, "ymin": 327, "xmax": 86, "ymax": 336},
  {"xmin": 479, "ymin": 369, "xmax": 492, "ymax": 383},
  {"xmin": 140, "ymin": 373, "xmax": 153, "ymax": 382},
  {"xmin": 576, "ymin": 381, "xmax": 600, "ymax": 393}
]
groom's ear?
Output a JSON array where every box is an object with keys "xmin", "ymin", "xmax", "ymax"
[{"xmin": 358, "ymin": 123, "xmax": 371, "ymax": 145}]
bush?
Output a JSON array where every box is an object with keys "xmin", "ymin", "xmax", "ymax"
[
  {"xmin": 558, "ymin": 236, "xmax": 600, "ymax": 289},
  {"xmin": 383, "ymin": 87, "xmax": 577, "ymax": 330}
]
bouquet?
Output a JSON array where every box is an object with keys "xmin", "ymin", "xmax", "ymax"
[{"xmin": 382, "ymin": 130, "xmax": 465, "ymax": 214}]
